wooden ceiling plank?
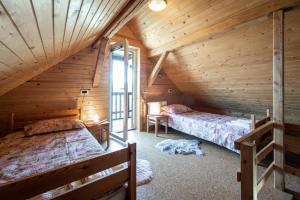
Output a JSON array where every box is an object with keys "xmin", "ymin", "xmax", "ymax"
[
  {"xmin": 0, "ymin": 62, "xmax": 15, "ymax": 76},
  {"xmin": 73, "ymin": 0, "xmax": 105, "ymax": 49},
  {"xmin": 89, "ymin": 0, "xmax": 147, "ymax": 50},
  {"xmin": 90, "ymin": 0, "xmax": 127, "ymax": 37},
  {"xmin": 76, "ymin": 0, "xmax": 110, "ymax": 47},
  {"xmin": 0, "ymin": 4, "xmax": 39, "ymax": 71},
  {"xmin": 0, "ymin": 42, "xmax": 25, "ymax": 72},
  {"xmin": 80, "ymin": 0, "xmax": 114, "ymax": 42},
  {"xmin": 148, "ymin": 51, "xmax": 169, "ymax": 87},
  {"xmin": 0, "ymin": 37, "xmax": 96, "ymax": 96},
  {"xmin": 92, "ymin": 38, "xmax": 110, "ymax": 87},
  {"xmin": 67, "ymin": 0, "xmax": 94, "ymax": 55},
  {"xmin": 129, "ymin": 0, "xmax": 191, "ymax": 32},
  {"xmin": 102, "ymin": 0, "xmax": 147, "ymax": 39},
  {"xmin": 31, "ymin": 0, "xmax": 55, "ymax": 61},
  {"xmin": 61, "ymin": 0, "xmax": 83, "ymax": 58},
  {"xmin": 54, "ymin": 0, "xmax": 70, "ymax": 57},
  {"xmin": 137, "ymin": 0, "xmax": 260, "ymax": 47},
  {"xmin": 1, "ymin": 0, "xmax": 47, "ymax": 66},
  {"xmin": 149, "ymin": 0, "xmax": 300, "ymax": 57}
]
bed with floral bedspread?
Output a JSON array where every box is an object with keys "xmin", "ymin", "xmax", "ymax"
[
  {"xmin": 163, "ymin": 111, "xmax": 251, "ymax": 153},
  {"xmin": 0, "ymin": 128, "xmax": 105, "ymax": 184},
  {"xmin": 0, "ymin": 128, "xmax": 128, "ymax": 199}
]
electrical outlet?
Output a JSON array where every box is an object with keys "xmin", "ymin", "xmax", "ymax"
[{"xmin": 80, "ymin": 89, "xmax": 90, "ymax": 96}]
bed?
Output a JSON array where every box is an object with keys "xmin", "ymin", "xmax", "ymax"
[
  {"xmin": 0, "ymin": 109, "xmax": 136, "ymax": 200},
  {"xmin": 161, "ymin": 104, "xmax": 252, "ymax": 153}
]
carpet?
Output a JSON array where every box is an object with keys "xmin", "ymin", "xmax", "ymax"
[{"xmin": 155, "ymin": 139, "xmax": 203, "ymax": 155}]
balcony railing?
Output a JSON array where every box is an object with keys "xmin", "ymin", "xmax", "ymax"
[{"xmin": 111, "ymin": 92, "xmax": 133, "ymax": 121}]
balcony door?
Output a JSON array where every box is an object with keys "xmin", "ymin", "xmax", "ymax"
[{"xmin": 109, "ymin": 40, "xmax": 136, "ymax": 141}]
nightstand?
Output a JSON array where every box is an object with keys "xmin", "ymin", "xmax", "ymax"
[
  {"xmin": 84, "ymin": 120, "xmax": 110, "ymax": 147},
  {"xmin": 147, "ymin": 115, "xmax": 168, "ymax": 137}
]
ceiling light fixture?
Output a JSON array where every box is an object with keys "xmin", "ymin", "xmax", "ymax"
[{"xmin": 148, "ymin": 0, "xmax": 167, "ymax": 12}]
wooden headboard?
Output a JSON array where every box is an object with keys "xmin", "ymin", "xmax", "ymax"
[{"xmin": 10, "ymin": 108, "xmax": 82, "ymax": 132}]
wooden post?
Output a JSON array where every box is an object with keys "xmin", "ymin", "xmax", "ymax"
[
  {"xmin": 128, "ymin": 143, "xmax": 136, "ymax": 200},
  {"xmin": 240, "ymin": 142, "xmax": 257, "ymax": 200},
  {"xmin": 155, "ymin": 118, "xmax": 159, "ymax": 137},
  {"xmin": 273, "ymin": 9, "xmax": 285, "ymax": 190}
]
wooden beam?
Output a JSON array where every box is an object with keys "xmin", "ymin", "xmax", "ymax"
[
  {"xmin": 235, "ymin": 121, "xmax": 274, "ymax": 150},
  {"xmin": 255, "ymin": 141, "xmax": 275, "ymax": 164},
  {"xmin": 0, "ymin": 147, "xmax": 130, "ymax": 199},
  {"xmin": 240, "ymin": 142, "xmax": 257, "ymax": 200},
  {"xmin": 93, "ymin": 0, "xmax": 147, "ymax": 48},
  {"xmin": 147, "ymin": 51, "xmax": 169, "ymax": 87},
  {"xmin": 257, "ymin": 162, "xmax": 275, "ymax": 192},
  {"xmin": 52, "ymin": 168, "xmax": 129, "ymax": 200},
  {"xmin": 273, "ymin": 9, "xmax": 285, "ymax": 190},
  {"xmin": 93, "ymin": 38, "xmax": 110, "ymax": 88},
  {"xmin": 149, "ymin": 0, "xmax": 300, "ymax": 57},
  {"xmin": 285, "ymin": 164, "xmax": 300, "ymax": 177},
  {"xmin": 128, "ymin": 143, "xmax": 137, "ymax": 200}
]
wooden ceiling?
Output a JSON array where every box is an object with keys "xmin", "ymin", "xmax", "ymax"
[
  {"xmin": 128, "ymin": 0, "xmax": 300, "ymax": 123},
  {"xmin": 0, "ymin": 0, "xmax": 129, "ymax": 96}
]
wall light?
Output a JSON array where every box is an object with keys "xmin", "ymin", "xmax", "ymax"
[
  {"xmin": 92, "ymin": 114, "xmax": 100, "ymax": 123},
  {"xmin": 148, "ymin": 0, "xmax": 167, "ymax": 12}
]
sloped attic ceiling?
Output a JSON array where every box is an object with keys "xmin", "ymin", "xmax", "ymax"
[
  {"xmin": 0, "ymin": 0, "xmax": 130, "ymax": 96},
  {"xmin": 128, "ymin": 0, "xmax": 300, "ymax": 123}
]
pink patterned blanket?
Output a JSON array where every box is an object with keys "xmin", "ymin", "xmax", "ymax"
[
  {"xmin": 0, "ymin": 128, "xmax": 105, "ymax": 184},
  {"xmin": 164, "ymin": 111, "xmax": 251, "ymax": 153}
]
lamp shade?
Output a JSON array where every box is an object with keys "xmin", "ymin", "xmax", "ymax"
[
  {"xmin": 148, "ymin": 0, "xmax": 167, "ymax": 12},
  {"xmin": 147, "ymin": 102, "xmax": 162, "ymax": 115}
]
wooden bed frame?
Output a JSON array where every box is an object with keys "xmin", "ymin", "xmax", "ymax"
[
  {"xmin": 1, "ymin": 108, "xmax": 137, "ymax": 200},
  {"xmin": 234, "ymin": 109, "xmax": 300, "ymax": 200}
]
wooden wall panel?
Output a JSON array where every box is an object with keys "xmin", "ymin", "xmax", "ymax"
[
  {"xmin": 128, "ymin": 3, "xmax": 300, "ymax": 124},
  {"xmin": 163, "ymin": 16, "xmax": 273, "ymax": 116},
  {"xmin": 0, "ymin": 47, "xmax": 104, "ymax": 136},
  {"xmin": 0, "ymin": 25, "xmax": 182, "ymax": 136}
]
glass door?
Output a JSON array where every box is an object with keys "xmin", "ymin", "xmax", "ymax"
[{"xmin": 109, "ymin": 40, "xmax": 136, "ymax": 141}]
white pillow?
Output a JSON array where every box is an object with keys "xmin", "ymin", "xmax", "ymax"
[{"xmin": 161, "ymin": 104, "xmax": 193, "ymax": 114}]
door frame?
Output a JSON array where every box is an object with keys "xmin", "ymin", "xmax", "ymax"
[{"xmin": 108, "ymin": 39, "xmax": 140, "ymax": 142}]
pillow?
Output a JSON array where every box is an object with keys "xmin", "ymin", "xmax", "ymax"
[
  {"xmin": 24, "ymin": 118, "xmax": 85, "ymax": 136},
  {"xmin": 161, "ymin": 104, "xmax": 192, "ymax": 114}
]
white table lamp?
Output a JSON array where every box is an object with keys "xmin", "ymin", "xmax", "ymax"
[{"xmin": 147, "ymin": 102, "xmax": 162, "ymax": 115}]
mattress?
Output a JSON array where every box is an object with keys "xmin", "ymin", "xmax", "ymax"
[
  {"xmin": 0, "ymin": 128, "xmax": 126, "ymax": 199},
  {"xmin": 164, "ymin": 111, "xmax": 251, "ymax": 153}
]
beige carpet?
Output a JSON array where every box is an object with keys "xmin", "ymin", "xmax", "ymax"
[{"xmin": 111, "ymin": 130, "xmax": 300, "ymax": 200}]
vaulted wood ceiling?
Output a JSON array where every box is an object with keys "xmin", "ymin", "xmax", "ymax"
[
  {"xmin": 0, "ymin": 0, "xmax": 129, "ymax": 96},
  {"xmin": 128, "ymin": 0, "xmax": 300, "ymax": 123}
]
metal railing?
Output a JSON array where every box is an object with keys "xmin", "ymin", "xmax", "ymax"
[{"xmin": 111, "ymin": 92, "xmax": 133, "ymax": 120}]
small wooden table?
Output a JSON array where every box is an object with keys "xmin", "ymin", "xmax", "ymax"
[
  {"xmin": 84, "ymin": 120, "xmax": 110, "ymax": 147},
  {"xmin": 147, "ymin": 115, "xmax": 168, "ymax": 137}
]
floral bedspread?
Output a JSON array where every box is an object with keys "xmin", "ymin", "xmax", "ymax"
[
  {"xmin": 0, "ymin": 128, "xmax": 105, "ymax": 184},
  {"xmin": 164, "ymin": 111, "xmax": 251, "ymax": 153}
]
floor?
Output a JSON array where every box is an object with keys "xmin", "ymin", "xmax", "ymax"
[
  {"xmin": 105, "ymin": 129, "xmax": 300, "ymax": 200},
  {"xmin": 111, "ymin": 118, "xmax": 134, "ymax": 134}
]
